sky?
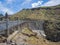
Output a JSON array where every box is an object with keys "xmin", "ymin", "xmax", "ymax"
[{"xmin": 0, "ymin": 0, "xmax": 60, "ymax": 15}]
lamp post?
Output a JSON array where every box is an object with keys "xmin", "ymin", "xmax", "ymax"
[{"xmin": 5, "ymin": 12, "xmax": 9, "ymax": 37}]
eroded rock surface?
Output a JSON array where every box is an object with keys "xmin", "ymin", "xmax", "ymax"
[{"xmin": 7, "ymin": 27, "xmax": 60, "ymax": 45}]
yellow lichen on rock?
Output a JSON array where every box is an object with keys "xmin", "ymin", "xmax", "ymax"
[
  {"xmin": 26, "ymin": 36, "xmax": 38, "ymax": 45},
  {"xmin": 22, "ymin": 28, "xmax": 36, "ymax": 36}
]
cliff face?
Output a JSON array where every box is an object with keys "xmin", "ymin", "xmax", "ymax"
[{"xmin": 43, "ymin": 20, "xmax": 60, "ymax": 42}]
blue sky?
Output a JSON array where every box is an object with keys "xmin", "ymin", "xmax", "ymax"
[{"xmin": 0, "ymin": 0, "xmax": 60, "ymax": 15}]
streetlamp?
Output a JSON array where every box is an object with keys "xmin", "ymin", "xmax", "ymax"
[{"xmin": 5, "ymin": 12, "xmax": 9, "ymax": 37}]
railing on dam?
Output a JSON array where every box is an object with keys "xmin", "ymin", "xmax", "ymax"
[
  {"xmin": 0, "ymin": 19, "xmax": 44, "ymax": 37},
  {"xmin": 0, "ymin": 20, "xmax": 24, "ymax": 30},
  {"xmin": 0, "ymin": 20, "xmax": 44, "ymax": 31},
  {"xmin": 0, "ymin": 20, "xmax": 25, "ymax": 35}
]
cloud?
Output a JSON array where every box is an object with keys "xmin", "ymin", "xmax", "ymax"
[
  {"xmin": 31, "ymin": 0, "xmax": 60, "ymax": 8},
  {"xmin": 0, "ymin": 1, "xmax": 14, "ymax": 15},
  {"xmin": 6, "ymin": 0, "xmax": 15, "ymax": 4},
  {"xmin": 21, "ymin": 0, "xmax": 32, "ymax": 6},
  {"xmin": 32, "ymin": 1, "xmax": 43, "ymax": 8},
  {"xmin": 41, "ymin": 0, "xmax": 60, "ymax": 6}
]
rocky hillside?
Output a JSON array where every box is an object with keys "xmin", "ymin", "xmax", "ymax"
[{"xmin": 10, "ymin": 5, "xmax": 60, "ymax": 21}]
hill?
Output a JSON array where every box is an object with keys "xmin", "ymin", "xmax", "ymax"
[{"xmin": 10, "ymin": 5, "xmax": 60, "ymax": 21}]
